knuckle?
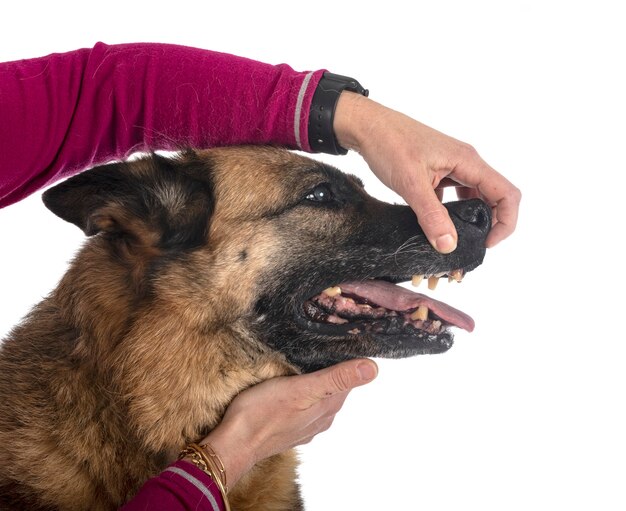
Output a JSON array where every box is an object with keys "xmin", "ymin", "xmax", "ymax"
[
  {"xmin": 457, "ymin": 141, "xmax": 478, "ymax": 160},
  {"xmin": 420, "ymin": 206, "xmax": 451, "ymax": 228},
  {"xmin": 317, "ymin": 417, "xmax": 335, "ymax": 434},
  {"xmin": 511, "ymin": 185, "xmax": 522, "ymax": 203},
  {"xmin": 330, "ymin": 367, "xmax": 354, "ymax": 392},
  {"xmin": 499, "ymin": 185, "xmax": 522, "ymax": 210}
]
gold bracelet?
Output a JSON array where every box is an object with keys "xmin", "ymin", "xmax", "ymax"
[
  {"xmin": 179, "ymin": 444, "xmax": 231, "ymax": 511},
  {"xmin": 199, "ymin": 442, "xmax": 228, "ymax": 491}
]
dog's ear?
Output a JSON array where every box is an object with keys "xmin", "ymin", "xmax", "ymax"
[{"xmin": 42, "ymin": 152, "xmax": 214, "ymax": 252}]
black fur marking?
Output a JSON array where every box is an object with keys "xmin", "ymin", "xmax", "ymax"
[
  {"xmin": 254, "ymin": 193, "xmax": 491, "ymax": 373},
  {"xmin": 43, "ymin": 152, "xmax": 216, "ymax": 253}
]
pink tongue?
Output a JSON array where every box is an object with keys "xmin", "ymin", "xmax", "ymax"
[{"xmin": 340, "ymin": 280, "xmax": 475, "ymax": 332}]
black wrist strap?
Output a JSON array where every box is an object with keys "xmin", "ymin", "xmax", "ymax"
[{"xmin": 308, "ymin": 72, "xmax": 369, "ymax": 155}]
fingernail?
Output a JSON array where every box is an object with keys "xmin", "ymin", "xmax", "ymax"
[
  {"xmin": 435, "ymin": 234, "xmax": 457, "ymax": 253},
  {"xmin": 357, "ymin": 362, "xmax": 377, "ymax": 381}
]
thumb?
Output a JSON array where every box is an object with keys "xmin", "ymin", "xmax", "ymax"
[
  {"xmin": 404, "ymin": 181, "xmax": 458, "ymax": 254},
  {"xmin": 304, "ymin": 359, "xmax": 378, "ymax": 402}
]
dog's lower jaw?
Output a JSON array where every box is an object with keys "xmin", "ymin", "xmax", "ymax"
[{"xmin": 278, "ymin": 329, "xmax": 455, "ymax": 374}]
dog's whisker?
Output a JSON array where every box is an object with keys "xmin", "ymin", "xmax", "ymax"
[{"xmin": 379, "ymin": 236, "xmax": 427, "ymax": 266}]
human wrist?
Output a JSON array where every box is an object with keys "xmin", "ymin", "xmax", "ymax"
[
  {"xmin": 308, "ymin": 73, "xmax": 368, "ymax": 155},
  {"xmin": 333, "ymin": 92, "xmax": 384, "ymax": 154},
  {"xmin": 194, "ymin": 419, "xmax": 256, "ymax": 488}
]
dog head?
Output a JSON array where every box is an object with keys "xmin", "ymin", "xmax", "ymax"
[{"xmin": 43, "ymin": 147, "xmax": 490, "ymax": 373}]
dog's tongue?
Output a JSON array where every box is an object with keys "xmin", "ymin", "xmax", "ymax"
[{"xmin": 340, "ymin": 280, "xmax": 475, "ymax": 332}]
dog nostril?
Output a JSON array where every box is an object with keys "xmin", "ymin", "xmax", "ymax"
[
  {"xmin": 448, "ymin": 199, "xmax": 492, "ymax": 232},
  {"xmin": 473, "ymin": 209, "xmax": 489, "ymax": 229}
]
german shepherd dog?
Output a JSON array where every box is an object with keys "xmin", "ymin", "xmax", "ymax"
[{"xmin": 0, "ymin": 146, "xmax": 491, "ymax": 510}]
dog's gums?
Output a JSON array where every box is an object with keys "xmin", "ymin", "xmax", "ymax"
[{"xmin": 301, "ymin": 277, "xmax": 474, "ymax": 338}]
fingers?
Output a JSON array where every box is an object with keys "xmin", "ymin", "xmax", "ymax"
[
  {"xmin": 484, "ymin": 186, "xmax": 521, "ymax": 247},
  {"xmin": 470, "ymin": 163, "xmax": 521, "ymax": 248},
  {"xmin": 455, "ymin": 187, "xmax": 482, "ymax": 200},
  {"xmin": 422, "ymin": 153, "xmax": 521, "ymax": 250},
  {"xmin": 404, "ymin": 176, "xmax": 458, "ymax": 254},
  {"xmin": 302, "ymin": 359, "xmax": 378, "ymax": 404}
]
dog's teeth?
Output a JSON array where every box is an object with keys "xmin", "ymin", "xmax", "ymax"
[
  {"xmin": 322, "ymin": 286, "xmax": 342, "ymax": 297},
  {"xmin": 410, "ymin": 305, "xmax": 429, "ymax": 321},
  {"xmin": 411, "ymin": 275, "xmax": 424, "ymax": 287},
  {"xmin": 428, "ymin": 276, "xmax": 439, "ymax": 290},
  {"xmin": 448, "ymin": 269, "xmax": 464, "ymax": 283},
  {"xmin": 327, "ymin": 314, "xmax": 348, "ymax": 324}
]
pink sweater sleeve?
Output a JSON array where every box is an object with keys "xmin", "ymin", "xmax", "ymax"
[
  {"xmin": 120, "ymin": 461, "xmax": 225, "ymax": 511},
  {"xmin": 0, "ymin": 42, "xmax": 324, "ymax": 207}
]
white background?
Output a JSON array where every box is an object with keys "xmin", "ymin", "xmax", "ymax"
[{"xmin": 1, "ymin": 1, "xmax": 625, "ymax": 509}]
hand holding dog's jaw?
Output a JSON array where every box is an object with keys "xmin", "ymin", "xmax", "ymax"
[
  {"xmin": 192, "ymin": 359, "xmax": 378, "ymax": 487},
  {"xmin": 333, "ymin": 91, "xmax": 521, "ymax": 253}
]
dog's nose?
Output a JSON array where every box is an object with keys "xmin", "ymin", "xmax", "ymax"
[{"xmin": 445, "ymin": 199, "xmax": 492, "ymax": 234}]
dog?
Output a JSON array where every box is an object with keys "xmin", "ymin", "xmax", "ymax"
[{"xmin": 0, "ymin": 146, "xmax": 490, "ymax": 510}]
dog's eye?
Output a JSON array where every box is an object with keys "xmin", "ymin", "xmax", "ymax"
[{"xmin": 305, "ymin": 184, "xmax": 334, "ymax": 203}]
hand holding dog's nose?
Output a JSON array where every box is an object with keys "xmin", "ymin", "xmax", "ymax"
[
  {"xmin": 333, "ymin": 92, "xmax": 521, "ymax": 252},
  {"xmin": 199, "ymin": 359, "xmax": 378, "ymax": 488}
]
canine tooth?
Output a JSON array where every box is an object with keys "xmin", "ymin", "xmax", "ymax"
[
  {"xmin": 432, "ymin": 320, "xmax": 442, "ymax": 330},
  {"xmin": 322, "ymin": 286, "xmax": 342, "ymax": 297},
  {"xmin": 327, "ymin": 315, "xmax": 348, "ymax": 324},
  {"xmin": 448, "ymin": 269, "xmax": 463, "ymax": 283},
  {"xmin": 410, "ymin": 305, "xmax": 429, "ymax": 321},
  {"xmin": 428, "ymin": 276, "xmax": 439, "ymax": 290},
  {"xmin": 411, "ymin": 275, "xmax": 424, "ymax": 287}
]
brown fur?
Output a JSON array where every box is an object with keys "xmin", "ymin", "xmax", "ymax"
[{"xmin": 0, "ymin": 148, "xmax": 319, "ymax": 510}]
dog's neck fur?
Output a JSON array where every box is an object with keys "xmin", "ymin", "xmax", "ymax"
[
  {"xmin": 56, "ymin": 237, "xmax": 295, "ymax": 441},
  {"xmin": 8, "ymin": 237, "xmax": 297, "ymax": 507}
]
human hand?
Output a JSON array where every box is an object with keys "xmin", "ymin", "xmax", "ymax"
[
  {"xmin": 333, "ymin": 92, "xmax": 521, "ymax": 253},
  {"xmin": 195, "ymin": 358, "xmax": 378, "ymax": 487}
]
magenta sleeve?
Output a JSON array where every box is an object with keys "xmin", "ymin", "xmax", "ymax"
[
  {"xmin": 119, "ymin": 460, "xmax": 225, "ymax": 511},
  {"xmin": 0, "ymin": 42, "xmax": 324, "ymax": 207}
]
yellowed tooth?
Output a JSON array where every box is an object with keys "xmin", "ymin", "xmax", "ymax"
[
  {"xmin": 327, "ymin": 315, "xmax": 348, "ymax": 324},
  {"xmin": 322, "ymin": 286, "xmax": 342, "ymax": 297},
  {"xmin": 428, "ymin": 276, "xmax": 439, "ymax": 290},
  {"xmin": 448, "ymin": 269, "xmax": 463, "ymax": 283},
  {"xmin": 410, "ymin": 305, "xmax": 429, "ymax": 321},
  {"xmin": 411, "ymin": 275, "xmax": 424, "ymax": 287}
]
